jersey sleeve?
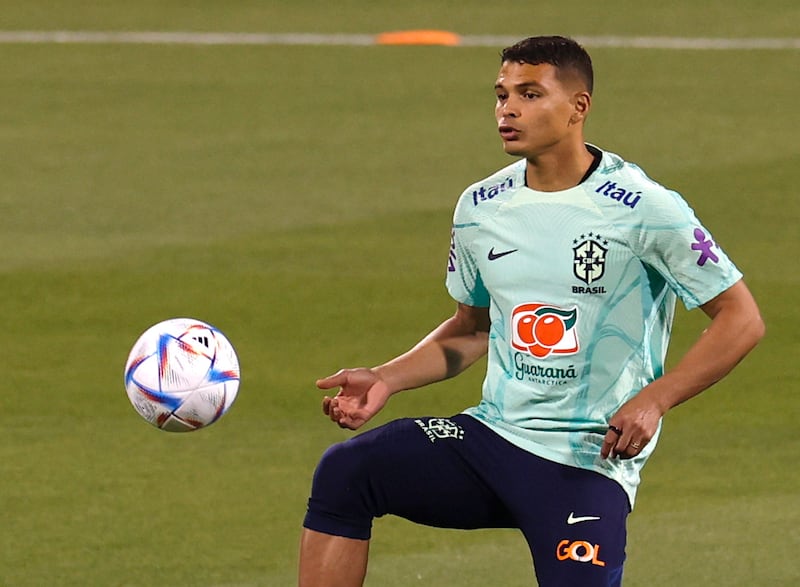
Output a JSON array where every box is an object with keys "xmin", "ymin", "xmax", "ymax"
[
  {"xmin": 628, "ymin": 188, "xmax": 743, "ymax": 310},
  {"xmin": 445, "ymin": 193, "xmax": 490, "ymax": 308}
]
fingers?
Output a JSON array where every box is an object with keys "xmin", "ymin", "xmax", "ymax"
[
  {"xmin": 316, "ymin": 369, "xmax": 348, "ymax": 390},
  {"xmin": 318, "ymin": 371, "xmax": 349, "ymax": 422},
  {"xmin": 322, "ymin": 395, "xmax": 343, "ymax": 422},
  {"xmin": 600, "ymin": 427, "xmax": 619, "ymax": 459},
  {"xmin": 316, "ymin": 368, "xmax": 380, "ymax": 431},
  {"xmin": 321, "ymin": 394, "xmax": 359, "ymax": 429},
  {"xmin": 321, "ymin": 396, "xmax": 360, "ymax": 430},
  {"xmin": 601, "ymin": 424, "xmax": 648, "ymax": 459}
]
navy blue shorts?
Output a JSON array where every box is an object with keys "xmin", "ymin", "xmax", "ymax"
[{"xmin": 304, "ymin": 414, "xmax": 630, "ymax": 586}]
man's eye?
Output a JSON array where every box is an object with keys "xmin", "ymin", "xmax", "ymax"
[{"xmin": 524, "ymin": 92, "xmax": 539, "ymax": 99}]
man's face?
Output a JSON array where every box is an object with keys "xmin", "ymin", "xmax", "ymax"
[{"xmin": 494, "ymin": 61, "xmax": 587, "ymax": 158}]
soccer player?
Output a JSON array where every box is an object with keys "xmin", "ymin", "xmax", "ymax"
[{"xmin": 298, "ymin": 36, "xmax": 764, "ymax": 587}]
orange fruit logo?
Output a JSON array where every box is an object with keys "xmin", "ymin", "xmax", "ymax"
[{"xmin": 511, "ymin": 303, "xmax": 579, "ymax": 358}]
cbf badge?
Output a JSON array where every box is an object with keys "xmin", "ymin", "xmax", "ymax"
[
  {"xmin": 415, "ymin": 418, "xmax": 465, "ymax": 443},
  {"xmin": 573, "ymin": 234, "xmax": 608, "ymax": 285}
]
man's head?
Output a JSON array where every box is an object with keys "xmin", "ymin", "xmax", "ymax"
[
  {"xmin": 495, "ymin": 36, "xmax": 594, "ymax": 160},
  {"xmin": 500, "ymin": 36, "xmax": 593, "ymax": 95}
]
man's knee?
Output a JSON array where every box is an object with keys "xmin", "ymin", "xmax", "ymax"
[{"xmin": 303, "ymin": 438, "xmax": 377, "ymax": 540}]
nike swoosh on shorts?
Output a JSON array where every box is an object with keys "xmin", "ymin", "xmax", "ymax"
[{"xmin": 567, "ymin": 512, "xmax": 601, "ymax": 525}]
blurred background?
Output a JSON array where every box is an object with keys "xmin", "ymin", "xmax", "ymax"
[{"xmin": 0, "ymin": 2, "xmax": 798, "ymax": 585}]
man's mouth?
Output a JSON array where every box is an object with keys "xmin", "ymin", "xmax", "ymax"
[{"xmin": 498, "ymin": 125, "xmax": 520, "ymax": 140}]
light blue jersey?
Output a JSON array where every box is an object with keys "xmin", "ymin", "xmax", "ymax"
[{"xmin": 446, "ymin": 146, "xmax": 742, "ymax": 506}]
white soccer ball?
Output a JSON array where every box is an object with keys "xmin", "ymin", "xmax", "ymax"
[{"xmin": 124, "ymin": 318, "xmax": 240, "ymax": 432}]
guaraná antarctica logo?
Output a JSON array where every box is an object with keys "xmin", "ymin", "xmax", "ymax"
[{"xmin": 510, "ymin": 303, "xmax": 580, "ymax": 385}]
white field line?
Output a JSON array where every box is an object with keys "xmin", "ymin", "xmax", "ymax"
[{"xmin": 0, "ymin": 30, "xmax": 798, "ymax": 50}]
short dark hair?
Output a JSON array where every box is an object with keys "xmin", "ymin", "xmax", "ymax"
[{"xmin": 501, "ymin": 36, "xmax": 594, "ymax": 94}]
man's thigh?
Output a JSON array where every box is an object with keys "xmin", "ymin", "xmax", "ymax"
[
  {"xmin": 498, "ymin": 450, "xmax": 630, "ymax": 587},
  {"xmin": 303, "ymin": 416, "xmax": 514, "ymax": 539}
]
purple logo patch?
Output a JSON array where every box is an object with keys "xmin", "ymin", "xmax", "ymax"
[{"xmin": 690, "ymin": 228, "xmax": 719, "ymax": 266}]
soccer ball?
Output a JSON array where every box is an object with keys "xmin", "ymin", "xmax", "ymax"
[{"xmin": 124, "ymin": 318, "xmax": 240, "ymax": 432}]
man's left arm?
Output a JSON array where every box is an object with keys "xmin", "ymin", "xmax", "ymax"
[{"xmin": 602, "ymin": 279, "xmax": 765, "ymax": 459}]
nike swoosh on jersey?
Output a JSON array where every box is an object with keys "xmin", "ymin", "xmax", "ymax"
[
  {"xmin": 488, "ymin": 247, "xmax": 518, "ymax": 260},
  {"xmin": 567, "ymin": 512, "xmax": 601, "ymax": 525}
]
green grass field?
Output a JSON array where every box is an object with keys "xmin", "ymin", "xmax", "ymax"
[{"xmin": 1, "ymin": 2, "xmax": 798, "ymax": 585}]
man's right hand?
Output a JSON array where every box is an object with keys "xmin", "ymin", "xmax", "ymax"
[{"xmin": 317, "ymin": 368, "xmax": 393, "ymax": 430}]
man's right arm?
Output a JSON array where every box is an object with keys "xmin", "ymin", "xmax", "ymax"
[
  {"xmin": 318, "ymin": 303, "xmax": 490, "ymax": 429},
  {"xmin": 375, "ymin": 302, "xmax": 490, "ymax": 393}
]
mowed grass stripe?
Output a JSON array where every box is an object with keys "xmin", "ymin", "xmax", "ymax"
[{"xmin": 0, "ymin": 30, "xmax": 799, "ymax": 49}]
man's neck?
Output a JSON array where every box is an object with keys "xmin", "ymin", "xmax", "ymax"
[{"xmin": 524, "ymin": 143, "xmax": 596, "ymax": 192}]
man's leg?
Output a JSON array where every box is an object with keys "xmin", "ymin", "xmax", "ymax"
[
  {"xmin": 512, "ymin": 461, "xmax": 630, "ymax": 587},
  {"xmin": 298, "ymin": 529, "xmax": 369, "ymax": 587},
  {"xmin": 300, "ymin": 417, "xmax": 513, "ymax": 586}
]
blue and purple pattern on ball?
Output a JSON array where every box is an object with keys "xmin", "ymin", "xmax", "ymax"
[{"xmin": 124, "ymin": 318, "xmax": 240, "ymax": 432}]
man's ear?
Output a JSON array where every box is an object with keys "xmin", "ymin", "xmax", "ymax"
[{"xmin": 570, "ymin": 91, "xmax": 592, "ymax": 124}]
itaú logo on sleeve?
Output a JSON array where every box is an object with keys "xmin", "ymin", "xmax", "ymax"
[{"xmin": 511, "ymin": 303, "xmax": 579, "ymax": 358}]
